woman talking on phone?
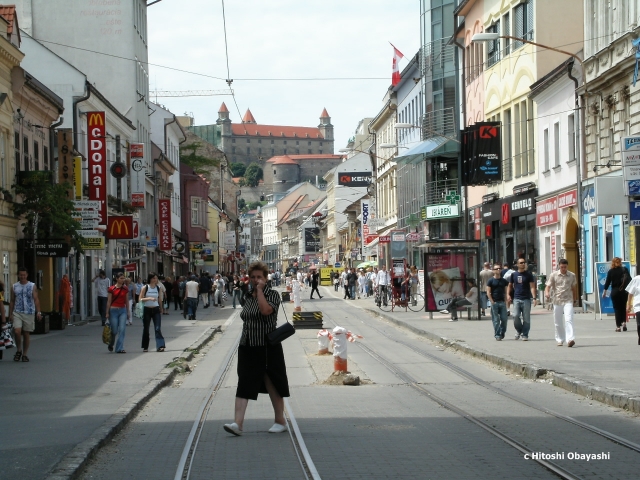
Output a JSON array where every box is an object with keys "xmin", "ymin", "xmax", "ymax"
[{"xmin": 223, "ymin": 261, "xmax": 290, "ymax": 436}]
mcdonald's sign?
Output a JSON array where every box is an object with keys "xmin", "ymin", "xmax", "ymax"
[
  {"xmin": 159, "ymin": 199, "xmax": 172, "ymax": 250},
  {"xmin": 87, "ymin": 112, "xmax": 107, "ymax": 224},
  {"xmin": 107, "ymin": 216, "xmax": 134, "ymax": 239}
]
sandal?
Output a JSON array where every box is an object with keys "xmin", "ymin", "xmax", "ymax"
[
  {"xmin": 21, "ymin": 355, "xmax": 30, "ymax": 362},
  {"xmin": 14, "ymin": 351, "xmax": 22, "ymax": 362}
]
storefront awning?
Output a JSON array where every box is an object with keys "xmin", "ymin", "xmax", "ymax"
[{"xmin": 396, "ymin": 137, "xmax": 459, "ymax": 165}]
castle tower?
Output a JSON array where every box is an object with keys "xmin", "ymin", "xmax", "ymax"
[
  {"xmin": 318, "ymin": 107, "xmax": 333, "ymax": 142},
  {"xmin": 216, "ymin": 102, "xmax": 232, "ymax": 151},
  {"xmin": 242, "ymin": 108, "xmax": 257, "ymax": 124}
]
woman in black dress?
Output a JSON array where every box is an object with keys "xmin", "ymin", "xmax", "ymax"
[
  {"xmin": 224, "ymin": 261, "xmax": 290, "ymax": 436},
  {"xmin": 603, "ymin": 257, "xmax": 631, "ymax": 332}
]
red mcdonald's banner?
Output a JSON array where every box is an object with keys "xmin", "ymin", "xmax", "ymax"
[
  {"xmin": 107, "ymin": 216, "xmax": 134, "ymax": 240},
  {"xmin": 87, "ymin": 112, "xmax": 107, "ymax": 224},
  {"xmin": 159, "ymin": 199, "xmax": 172, "ymax": 250}
]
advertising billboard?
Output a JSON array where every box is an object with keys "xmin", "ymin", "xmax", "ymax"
[
  {"xmin": 462, "ymin": 122, "xmax": 502, "ymax": 186},
  {"xmin": 304, "ymin": 227, "xmax": 320, "ymax": 253},
  {"xmin": 87, "ymin": 112, "xmax": 107, "ymax": 224}
]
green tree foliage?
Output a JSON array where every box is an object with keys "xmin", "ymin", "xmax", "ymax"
[
  {"xmin": 239, "ymin": 163, "xmax": 263, "ymax": 187},
  {"xmin": 4, "ymin": 172, "xmax": 84, "ymax": 252},
  {"xmin": 230, "ymin": 162, "xmax": 246, "ymax": 177},
  {"xmin": 237, "ymin": 198, "xmax": 247, "ymax": 212},
  {"xmin": 180, "ymin": 143, "xmax": 220, "ymax": 174}
]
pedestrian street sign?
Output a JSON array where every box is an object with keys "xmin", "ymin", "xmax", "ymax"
[
  {"xmin": 445, "ymin": 190, "xmax": 461, "ymax": 205},
  {"xmin": 77, "ymin": 229, "xmax": 100, "ymax": 237},
  {"xmin": 74, "ymin": 210, "xmax": 100, "ymax": 219},
  {"xmin": 77, "ymin": 218, "xmax": 99, "ymax": 229},
  {"xmin": 73, "ymin": 200, "xmax": 101, "ymax": 209}
]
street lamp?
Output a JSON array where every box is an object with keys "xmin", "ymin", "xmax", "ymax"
[{"xmin": 471, "ymin": 32, "xmax": 585, "ymax": 303}]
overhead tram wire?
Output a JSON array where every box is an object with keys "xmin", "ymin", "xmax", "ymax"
[{"xmin": 33, "ymin": 32, "xmax": 619, "ymax": 85}]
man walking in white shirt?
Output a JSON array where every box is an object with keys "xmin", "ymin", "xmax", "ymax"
[
  {"xmin": 545, "ymin": 259, "xmax": 577, "ymax": 347},
  {"xmin": 92, "ymin": 270, "xmax": 111, "ymax": 326},
  {"xmin": 376, "ymin": 265, "xmax": 390, "ymax": 307}
]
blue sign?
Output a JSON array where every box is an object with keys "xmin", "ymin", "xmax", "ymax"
[
  {"xmin": 146, "ymin": 237, "xmax": 158, "ymax": 248},
  {"xmin": 582, "ymin": 186, "xmax": 595, "ymax": 214},
  {"xmin": 334, "ymin": 262, "xmax": 341, "ymax": 268},
  {"xmin": 628, "ymin": 180, "xmax": 640, "ymax": 196},
  {"xmin": 239, "ymin": 244, "xmax": 246, "ymax": 253},
  {"xmin": 596, "ymin": 261, "xmax": 631, "ymax": 314},
  {"xmin": 630, "ymin": 201, "xmax": 640, "ymax": 226}
]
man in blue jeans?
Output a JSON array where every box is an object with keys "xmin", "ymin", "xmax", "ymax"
[
  {"xmin": 507, "ymin": 258, "xmax": 537, "ymax": 341},
  {"xmin": 486, "ymin": 263, "xmax": 509, "ymax": 340}
]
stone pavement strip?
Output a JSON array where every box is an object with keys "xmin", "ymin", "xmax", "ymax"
[
  {"xmin": 319, "ymin": 286, "xmax": 640, "ymax": 414},
  {"xmin": 0, "ymin": 306, "xmax": 232, "ymax": 480}
]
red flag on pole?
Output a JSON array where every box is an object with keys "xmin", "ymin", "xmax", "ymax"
[{"xmin": 390, "ymin": 43, "xmax": 405, "ymax": 86}]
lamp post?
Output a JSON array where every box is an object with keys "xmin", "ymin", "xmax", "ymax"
[{"xmin": 471, "ymin": 32, "xmax": 585, "ymax": 304}]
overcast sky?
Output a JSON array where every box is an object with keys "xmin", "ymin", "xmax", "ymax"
[{"xmin": 147, "ymin": 0, "xmax": 420, "ymax": 150}]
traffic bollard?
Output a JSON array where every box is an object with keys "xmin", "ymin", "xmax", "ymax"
[
  {"xmin": 331, "ymin": 326, "xmax": 363, "ymax": 372},
  {"xmin": 317, "ymin": 329, "xmax": 332, "ymax": 354}
]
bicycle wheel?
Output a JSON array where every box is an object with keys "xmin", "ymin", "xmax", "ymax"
[
  {"xmin": 408, "ymin": 293, "xmax": 425, "ymax": 312},
  {"xmin": 379, "ymin": 289, "xmax": 392, "ymax": 312}
]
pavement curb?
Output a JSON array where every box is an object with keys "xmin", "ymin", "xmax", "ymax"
[
  {"xmin": 46, "ymin": 325, "xmax": 222, "ymax": 480},
  {"xmin": 368, "ymin": 309, "xmax": 640, "ymax": 415}
]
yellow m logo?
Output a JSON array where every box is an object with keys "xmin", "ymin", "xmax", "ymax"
[
  {"xmin": 88, "ymin": 113, "xmax": 104, "ymax": 127},
  {"xmin": 109, "ymin": 219, "xmax": 129, "ymax": 236}
]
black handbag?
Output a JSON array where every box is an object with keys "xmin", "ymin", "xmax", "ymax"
[{"xmin": 266, "ymin": 303, "xmax": 295, "ymax": 345}]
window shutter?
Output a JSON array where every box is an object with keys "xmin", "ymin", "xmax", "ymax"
[
  {"xmin": 526, "ymin": 0, "xmax": 534, "ymax": 40},
  {"xmin": 514, "ymin": 4, "xmax": 524, "ymax": 49}
]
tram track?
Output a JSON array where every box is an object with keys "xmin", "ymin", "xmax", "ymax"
[
  {"xmin": 174, "ymin": 319, "xmax": 321, "ymax": 480},
  {"xmin": 318, "ymin": 302, "xmax": 640, "ymax": 480}
]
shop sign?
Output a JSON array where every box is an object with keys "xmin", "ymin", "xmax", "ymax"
[
  {"xmin": 57, "ymin": 129, "xmax": 73, "ymax": 200},
  {"xmin": 501, "ymin": 203, "xmax": 510, "ymax": 224},
  {"xmin": 426, "ymin": 203, "xmax": 459, "ymax": 219},
  {"xmin": 461, "ymin": 122, "xmax": 502, "ymax": 186},
  {"xmin": 107, "ymin": 216, "xmax": 134, "ymax": 240},
  {"xmin": 391, "ymin": 232, "xmax": 405, "ymax": 242},
  {"xmin": 123, "ymin": 263, "xmax": 137, "ymax": 272},
  {"xmin": 338, "ymin": 171, "xmax": 372, "ymax": 187},
  {"xmin": 130, "ymin": 143, "xmax": 146, "ymax": 208},
  {"xmin": 474, "ymin": 207, "xmax": 481, "ymax": 240},
  {"xmin": 406, "ymin": 233, "xmax": 421, "ymax": 242},
  {"xmin": 509, "ymin": 196, "xmax": 535, "ymax": 216},
  {"xmin": 159, "ymin": 199, "xmax": 171, "ymax": 250},
  {"xmin": 379, "ymin": 235, "xmax": 390, "ymax": 243},
  {"xmin": 557, "ymin": 190, "xmax": 577, "ymax": 209},
  {"xmin": 25, "ymin": 241, "xmax": 70, "ymax": 257},
  {"xmin": 87, "ymin": 112, "xmax": 107, "ymax": 224},
  {"xmin": 146, "ymin": 236, "xmax": 158, "ymax": 248},
  {"xmin": 83, "ymin": 236, "xmax": 105, "ymax": 250},
  {"xmin": 622, "ymin": 136, "xmax": 640, "ymax": 184},
  {"xmin": 365, "ymin": 234, "xmax": 378, "ymax": 244},
  {"xmin": 536, "ymin": 197, "xmax": 558, "ymax": 227},
  {"xmin": 304, "ymin": 227, "xmax": 320, "ymax": 253}
]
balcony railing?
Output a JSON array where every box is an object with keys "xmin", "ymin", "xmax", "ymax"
[
  {"xmin": 420, "ymin": 37, "xmax": 456, "ymax": 77},
  {"xmin": 424, "ymin": 179, "xmax": 459, "ymax": 206},
  {"xmin": 421, "ymin": 107, "xmax": 456, "ymax": 140}
]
